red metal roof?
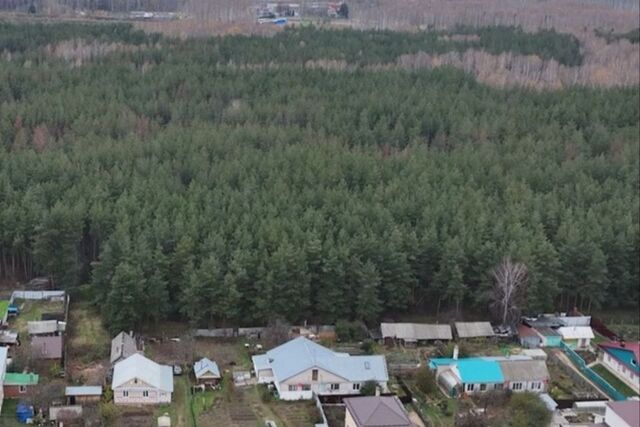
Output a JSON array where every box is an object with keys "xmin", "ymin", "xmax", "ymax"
[{"xmin": 599, "ymin": 341, "xmax": 640, "ymax": 362}]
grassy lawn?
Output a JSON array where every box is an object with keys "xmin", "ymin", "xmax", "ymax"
[
  {"xmin": 0, "ymin": 400, "xmax": 26, "ymax": 427},
  {"xmin": 155, "ymin": 375, "xmax": 195, "ymax": 427},
  {"xmin": 592, "ymin": 364, "xmax": 639, "ymax": 397},
  {"xmin": 68, "ymin": 300, "xmax": 110, "ymax": 363},
  {"xmin": 192, "ymin": 390, "xmax": 218, "ymax": 417}
]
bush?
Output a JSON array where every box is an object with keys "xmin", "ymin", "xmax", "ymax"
[
  {"xmin": 99, "ymin": 402, "xmax": 119, "ymax": 425},
  {"xmin": 258, "ymin": 384, "xmax": 273, "ymax": 403},
  {"xmin": 415, "ymin": 367, "xmax": 437, "ymax": 395},
  {"xmin": 336, "ymin": 320, "xmax": 367, "ymax": 342},
  {"xmin": 360, "ymin": 380, "xmax": 378, "ymax": 396},
  {"xmin": 360, "ymin": 339, "xmax": 374, "ymax": 354}
]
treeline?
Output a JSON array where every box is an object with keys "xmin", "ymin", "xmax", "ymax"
[
  {"xmin": 0, "ymin": 21, "xmax": 159, "ymax": 53},
  {"xmin": 0, "ymin": 22, "xmax": 637, "ymax": 333},
  {"xmin": 596, "ymin": 27, "xmax": 640, "ymax": 44},
  {"xmin": 0, "ymin": 21, "xmax": 583, "ymax": 66}
]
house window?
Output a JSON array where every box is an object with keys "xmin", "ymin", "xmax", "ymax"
[
  {"xmin": 330, "ymin": 383, "xmax": 340, "ymax": 391},
  {"xmin": 134, "ymin": 378, "xmax": 138, "ymax": 384},
  {"xmin": 466, "ymin": 384, "xmax": 475, "ymax": 392},
  {"xmin": 123, "ymin": 391, "xmax": 129, "ymax": 397},
  {"xmin": 143, "ymin": 390, "xmax": 149, "ymax": 397},
  {"xmin": 512, "ymin": 383, "xmax": 523, "ymax": 391},
  {"xmin": 353, "ymin": 383, "xmax": 361, "ymax": 391},
  {"xmin": 19, "ymin": 385, "xmax": 27, "ymax": 394},
  {"xmin": 288, "ymin": 385, "xmax": 297, "ymax": 391},
  {"xmin": 312, "ymin": 369, "xmax": 318, "ymax": 381},
  {"xmin": 301, "ymin": 384, "xmax": 311, "ymax": 391},
  {"xmin": 479, "ymin": 384, "xmax": 486, "ymax": 391},
  {"xmin": 494, "ymin": 384, "xmax": 503, "ymax": 390}
]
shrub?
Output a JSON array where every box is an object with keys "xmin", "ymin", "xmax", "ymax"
[
  {"xmin": 360, "ymin": 380, "xmax": 378, "ymax": 396},
  {"xmin": 415, "ymin": 367, "xmax": 437, "ymax": 395}
]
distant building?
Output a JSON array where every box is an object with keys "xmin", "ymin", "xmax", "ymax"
[
  {"xmin": 112, "ymin": 354, "xmax": 173, "ymax": 405},
  {"xmin": 534, "ymin": 327, "xmax": 562, "ymax": 347},
  {"xmin": 344, "ymin": 396, "xmax": 412, "ymax": 427},
  {"xmin": 598, "ymin": 341, "xmax": 639, "ymax": 394},
  {"xmin": 252, "ymin": 337, "xmax": 388, "ymax": 400}
]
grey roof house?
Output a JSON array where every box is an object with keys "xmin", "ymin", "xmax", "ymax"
[
  {"xmin": 27, "ymin": 320, "xmax": 66, "ymax": 336},
  {"xmin": 193, "ymin": 357, "xmax": 221, "ymax": 385},
  {"xmin": 454, "ymin": 322, "xmax": 495, "ymax": 339},
  {"xmin": 344, "ymin": 396, "xmax": 412, "ymax": 427},
  {"xmin": 31, "ymin": 335, "xmax": 63, "ymax": 359},
  {"xmin": 252, "ymin": 337, "xmax": 388, "ymax": 401},
  {"xmin": 110, "ymin": 331, "xmax": 139, "ymax": 364}
]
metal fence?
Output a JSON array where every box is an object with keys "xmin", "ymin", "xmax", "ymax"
[{"xmin": 560, "ymin": 341, "xmax": 626, "ymax": 401}]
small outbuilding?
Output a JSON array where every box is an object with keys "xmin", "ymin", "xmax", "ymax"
[
  {"xmin": 3, "ymin": 373, "xmax": 39, "ymax": 398},
  {"xmin": 193, "ymin": 357, "xmax": 221, "ymax": 386},
  {"xmin": 65, "ymin": 386, "xmax": 103, "ymax": 404},
  {"xmin": 558, "ymin": 326, "xmax": 594, "ymax": 349},
  {"xmin": 454, "ymin": 322, "xmax": 495, "ymax": 339},
  {"xmin": 381, "ymin": 322, "xmax": 452, "ymax": 345},
  {"xmin": 111, "ymin": 331, "xmax": 139, "ymax": 365},
  {"xmin": 517, "ymin": 324, "xmax": 542, "ymax": 349},
  {"xmin": 31, "ymin": 335, "xmax": 63, "ymax": 359}
]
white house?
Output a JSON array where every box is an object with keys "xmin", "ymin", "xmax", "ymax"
[
  {"xmin": 0, "ymin": 346, "xmax": 7, "ymax": 414},
  {"xmin": 252, "ymin": 337, "xmax": 388, "ymax": 400},
  {"xmin": 598, "ymin": 342, "xmax": 640, "ymax": 394},
  {"xmin": 112, "ymin": 354, "xmax": 173, "ymax": 405},
  {"xmin": 558, "ymin": 326, "xmax": 594, "ymax": 349}
]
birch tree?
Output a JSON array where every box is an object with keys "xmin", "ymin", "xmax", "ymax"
[{"xmin": 491, "ymin": 257, "xmax": 528, "ymax": 326}]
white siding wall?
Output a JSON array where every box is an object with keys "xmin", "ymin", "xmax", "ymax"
[
  {"xmin": 276, "ymin": 367, "xmax": 388, "ymax": 400},
  {"xmin": 506, "ymin": 380, "xmax": 546, "ymax": 393},
  {"xmin": 113, "ymin": 386, "xmax": 171, "ymax": 405},
  {"xmin": 345, "ymin": 408, "xmax": 358, "ymax": 427},
  {"xmin": 601, "ymin": 353, "xmax": 640, "ymax": 393}
]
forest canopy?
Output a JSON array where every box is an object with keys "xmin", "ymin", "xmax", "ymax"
[{"xmin": 0, "ymin": 22, "xmax": 637, "ymax": 333}]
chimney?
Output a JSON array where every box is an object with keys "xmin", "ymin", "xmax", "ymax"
[{"xmin": 453, "ymin": 345, "xmax": 459, "ymax": 360}]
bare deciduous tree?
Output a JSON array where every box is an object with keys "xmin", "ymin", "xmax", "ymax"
[{"xmin": 491, "ymin": 257, "xmax": 528, "ymax": 326}]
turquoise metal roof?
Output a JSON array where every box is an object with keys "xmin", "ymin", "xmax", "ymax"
[{"xmin": 429, "ymin": 357, "xmax": 504, "ymax": 383}]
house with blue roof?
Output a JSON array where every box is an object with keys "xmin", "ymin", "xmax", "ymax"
[
  {"xmin": 598, "ymin": 341, "xmax": 640, "ymax": 394},
  {"xmin": 429, "ymin": 356, "xmax": 549, "ymax": 397},
  {"xmin": 252, "ymin": 337, "xmax": 388, "ymax": 400},
  {"xmin": 193, "ymin": 357, "xmax": 221, "ymax": 386}
]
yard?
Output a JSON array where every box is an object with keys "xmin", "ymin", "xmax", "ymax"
[
  {"xmin": 591, "ymin": 364, "xmax": 639, "ymax": 397},
  {"xmin": 593, "ymin": 309, "xmax": 640, "ymax": 341},
  {"xmin": 154, "ymin": 375, "xmax": 195, "ymax": 427},
  {"xmin": 8, "ymin": 298, "xmax": 65, "ymax": 335},
  {"xmin": 0, "ymin": 400, "xmax": 25, "ymax": 427},
  {"xmin": 66, "ymin": 299, "xmax": 110, "ymax": 383}
]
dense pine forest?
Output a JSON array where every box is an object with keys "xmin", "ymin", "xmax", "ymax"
[{"xmin": 0, "ymin": 22, "xmax": 638, "ymax": 333}]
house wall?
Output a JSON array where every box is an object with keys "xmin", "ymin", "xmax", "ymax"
[
  {"xmin": 275, "ymin": 367, "xmax": 387, "ymax": 400},
  {"xmin": 462, "ymin": 382, "xmax": 503, "ymax": 394},
  {"xmin": 69, "ymin": 395, "xmax": 101, "ymax": 404},
  {"xmin": 344, "ymin": 408, "xmax": 358, "ymax": 427},
  {"xmin": 256, "ymin": 368, "xmax": 274, "ymax": 384},
  {"xmin": 564, "ymin": 338, "xmax": 591, "ymax": 349},
  {"xmin": 600, "ymin": 352, "xmax": 640, "ymax": 393},
  {"xmin": 114, "ymin": 386, "xmax": 171, "ymax": 405},
  {"xmin": 520, "ymin": 336, "xmax": 542, "ymax": 349},
  {"xmin": 3, "ymin": 384, "xmax": 30, "ymax": 398},
  {"xmin": 114, "ymin": 378, "xmax": 170, "ymax": 405},
  {"xmin": 541, "ymin": 335, "xmax": 562, "ymax": 347},
  {"xmin": 504, "ymin": 380, "xmax": 547, "ymax": 393}
]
